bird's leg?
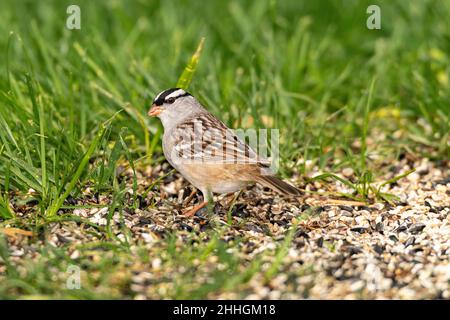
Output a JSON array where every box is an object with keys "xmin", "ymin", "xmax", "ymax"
[
  {"xmin": 183, "ymin": 188, "xmax": 198, "ymax": 206},
  {"xmin": 183, "ymin": 201, "xmax": 208, "ymax": 217},
  {"xmin": 182, "ymin": 188, "xmax": 213, "ymax": 217}
]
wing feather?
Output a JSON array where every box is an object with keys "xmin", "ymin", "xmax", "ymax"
[{"xmin": 171, "ymin": 112, "xmax": 270, "ymax": 167}]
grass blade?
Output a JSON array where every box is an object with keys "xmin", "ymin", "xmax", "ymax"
[
  {"xmin": 176, "ymin": 37, "xmax": 205, "ymax": 89},
  {"xmin": 360, "ymin": 78, "xmax": 376, "ymax": 172},
  {"xmin": 47, "ymin": 124, "xmax": 107, "ymax": 217}
]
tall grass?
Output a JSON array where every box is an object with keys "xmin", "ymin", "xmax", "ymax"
[{"xmin": 0, "ymin": 0, "xmax": 448, "ymax": 299}]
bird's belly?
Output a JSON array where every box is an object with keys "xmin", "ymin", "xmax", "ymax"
[
  {"xmin": 209, "ymin": 181, "xmax": 246, "ymax": 193},
  {"xmin": 177, "ymin": 163, "xmax": 247, "ymax": 194}
]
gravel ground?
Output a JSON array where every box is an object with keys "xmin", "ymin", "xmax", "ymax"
[{"xmin": 1, "ymin": 156, "xmax": 449, "ymax": 299}]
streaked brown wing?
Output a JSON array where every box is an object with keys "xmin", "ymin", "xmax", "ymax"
[{"xmin": 172, "ymin": 112, "xmax": 270, "ymax": 167}]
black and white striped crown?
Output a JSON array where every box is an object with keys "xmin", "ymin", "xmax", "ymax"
[{"xmin": 152, "ymin": 88, "xmax": 192, "ymax": 106}]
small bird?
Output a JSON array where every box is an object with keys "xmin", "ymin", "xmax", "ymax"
[{"xmin": 148, "ymin": 88, "xmax": 300, "ymax": 216}]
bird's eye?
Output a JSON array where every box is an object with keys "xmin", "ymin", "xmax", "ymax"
[{"xmin": 166, "ymin": 97, "xmax": 175, "ymax": 104}]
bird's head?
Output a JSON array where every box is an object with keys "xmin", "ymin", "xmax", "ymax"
[{"xmin": 148, "ymin": 88, "xmax": 194, "ymax": 117}]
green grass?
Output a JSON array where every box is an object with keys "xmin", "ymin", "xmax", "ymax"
[{"xmin": 0, "ymin": 0, "xmax": 449, "ymax": 299}]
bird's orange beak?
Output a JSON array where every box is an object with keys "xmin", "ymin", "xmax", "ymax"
[{"xmin": 148, "ymin": 104, "xmax": 163, "ymax": 117}]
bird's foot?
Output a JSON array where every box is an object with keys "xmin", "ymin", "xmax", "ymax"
[
  {"xmin": 183, "ymin": 201, "xmax": 208, "ymax": 217},
  {"xmin": 183, "ymin": 189, "xmax": 198, "ymax": 207}
]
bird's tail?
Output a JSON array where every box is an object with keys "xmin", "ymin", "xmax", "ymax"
[{"xmin": 256, "ymin": 175, "xmax": 301, "ymax": 196}]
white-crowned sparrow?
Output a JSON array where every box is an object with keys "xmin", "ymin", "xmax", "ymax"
[{"xmin": 148, "ymin": 88, "xmax": 300, "ymax": 216}]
